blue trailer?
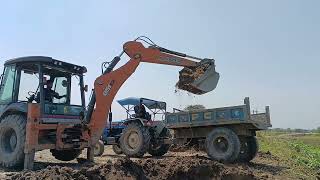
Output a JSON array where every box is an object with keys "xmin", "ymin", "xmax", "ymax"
[{"xmin": 165, "ymin": 97, "xmax": 271, "ymax": 162}]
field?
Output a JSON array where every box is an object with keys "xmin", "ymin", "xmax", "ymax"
[
  {"xmin": 0, "ymin": 131, "xmax": 319, "ymax": 180},
  {"xmin": 258, "ymin": 131, "xmax": 320, "ymax": 179}
]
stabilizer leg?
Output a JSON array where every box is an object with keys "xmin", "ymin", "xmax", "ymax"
[
  {"xmin": 24, "ymin": 150, "xmax": 35, "ymax": 170},
  {"xmin": 87, "ymin": 146, "xmax": 94, "ymax": 162}
]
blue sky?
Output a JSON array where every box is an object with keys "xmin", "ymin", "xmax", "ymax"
[{"xmin": 0, "ymin": 0, "xmax": 319, "ymax": 129}]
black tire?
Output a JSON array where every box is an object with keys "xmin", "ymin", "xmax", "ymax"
[
  {"xmin": 0, "ymin": 114, "xmax": 26, "ymax": 168},
  {"xmin": 237, "ymin": 136, "xmax": 258, "ymax": 162},
  {"xmin": 94, "ymin": 140, "xmax": 105, "ymax": 157},
  {"xmin": 119, "ymin": 122, "xmax": 150, "ymax": 158},
  {"xmin": 205, "ymin": 127, "xmax": 240, "ymax": 163},
  {"xmin": 112, "ymin": 144, "xmax": 123, "ymax": 154},
  {"xmin": 51, "ymin": 149, "xmax": 82, "ymax": 161},
  {"xmin": 148, "ymin": 127, "xmax": 171, "ymax": 156}
]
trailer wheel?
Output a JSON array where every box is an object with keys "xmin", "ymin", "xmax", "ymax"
[
  {"xmin": 0, "ymin": 114, "xmax": 26, "ymax": 168},
  {"xmin": 237, "ymin": 136, "xmax": 258, "ymax": 162},
  {"xmin": 112, "ymin": 144, "xmax": 123, "ymax": 154},
  {"xmin": 120, "ymin": 122, "xmax": 150, "ymax": 158},
  {"xmin": 205, "ymin": 127, "xmax": 240, "ymax": 163},
  {"xmin": 148, "ymin": 127, "xmax": 171, "ymax": 156},
  {"xmin": 51, "ymin": 149, "xmax": 82, "ymax": 161},
  {"xmin": 94, "ymin": 140, "xmax": 105, "ymax": 157}
]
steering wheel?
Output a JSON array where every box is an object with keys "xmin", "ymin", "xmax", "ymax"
[
  {"xmin": 28, "ymin": 91, "xmax": 36, "ymax": 96},
  {"xmin": 26, "ymin": 91, "xmax": 37, "ymax": 102}
]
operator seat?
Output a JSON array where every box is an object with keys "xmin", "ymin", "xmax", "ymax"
[{"xmin": 133, "ymin": 105, "xmax": 151, "ymax": 120}]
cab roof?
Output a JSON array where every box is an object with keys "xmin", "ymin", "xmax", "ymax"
[
  {"xmin": 117, "ymin": 97, "xmax": 167, "ymax": 110},
  {"xmin": 4, "ymin": 56, "xmax": 87, "ymax": 74}
]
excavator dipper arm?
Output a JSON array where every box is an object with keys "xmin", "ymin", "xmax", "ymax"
[{"xmin": 124, "ymin": 41, "xmax": 198, "ymax": 67}]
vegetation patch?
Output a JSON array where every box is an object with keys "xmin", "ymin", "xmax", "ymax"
[
  {"xmin": 289, "ymin": 141, "xmax": 320, "ymax": 170},
  {"xmin": 258, "ymin": 131, "xmax": 320, "ymax": 179}
]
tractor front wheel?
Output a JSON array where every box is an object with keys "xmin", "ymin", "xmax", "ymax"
[
  {"xmin": 0, "ymin": 114, "xmax": 26, "ymax": 168},
  {"xmin": 94, "ymin": 140, "xmax": 105, "ymax": 157},
  {"xmin": 112, "ymin": 144, "xmax": 123, "ymax": 154},
  {"xmin": 119, "ymin": 122, "xmax": 150, "ymax": 158}
]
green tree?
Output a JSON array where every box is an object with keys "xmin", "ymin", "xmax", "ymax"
[
  {"xmin": 310, "ymin": 127, "xmax": 320, "ymax": 133},
  {"xmin": 184, "ymin": 104, "xmax": 206, "ymax": 111}
]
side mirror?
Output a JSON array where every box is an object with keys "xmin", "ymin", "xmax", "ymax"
[
  {"xmin": 0, "ymin": 74, "xmax": 3, "ymax": 87},
  {"xmin": 84, "ymin": 85, "xmax": 88, "ymax": 92}
]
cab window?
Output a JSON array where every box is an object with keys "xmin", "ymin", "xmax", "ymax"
[
  {"xmin": 70, "ymin": 75, "xmax": 81, "ymax": 105},
  {"xmin": 0, "ymin": 65, "xmax": 16, "ymax": 103},
  {"xmin": 18, "ymin": 70, "xmax": 39, "ymax": 102},
  {"xmin": 51, "ymin": 76, "xmax": 68, "ymax": 104}
]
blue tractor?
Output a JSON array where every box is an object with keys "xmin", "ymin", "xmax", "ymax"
[{"xmin": 100, "ymin": 97, "xmax": 171, "ymax": 157}]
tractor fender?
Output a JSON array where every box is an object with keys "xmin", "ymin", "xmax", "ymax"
[
  {"xmin": 122, "ymin": 119, "xmax": 167, "ymax": 137},
  {"xmin": 123, "ymin": 118, "xmax": 147, "ymax": 126},
  {"xmin": 0, "ymin": 102, "xmax": 27, "ymax": 120}
]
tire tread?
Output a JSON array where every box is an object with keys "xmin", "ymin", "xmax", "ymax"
[
  {"xmin": 0, "ymin": 114, "xmax": 26, "ymax": 168},
  {"xmin": 120, "ymin": 122, "xmax": 150, "ymax": 158},
  {"xmin": 205, "ymin": 127, "xmax": 240, "ymax": 163}
]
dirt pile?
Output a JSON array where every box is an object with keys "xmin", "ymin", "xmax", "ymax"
[
  {"xmin": 9, "ymin": 156, "xmax": 257, "ymax": 180},
  {"xmin": 176, "ymin": 63, "xmax": 210, "ymax": 95}
]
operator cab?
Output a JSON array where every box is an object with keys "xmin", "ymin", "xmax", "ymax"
[{"xmin": 0, "ymin": 56, "xmax": 87, "ymax": 123}]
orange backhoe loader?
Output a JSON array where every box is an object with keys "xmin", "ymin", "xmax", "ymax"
[{"xmin": 0, "ymin": 37, "xmax": 219, "ymax": 169}]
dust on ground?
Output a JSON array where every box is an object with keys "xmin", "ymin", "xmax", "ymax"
[{"xmin": 0, "ymin": 147, "xmax": 306, "ymax": 180}]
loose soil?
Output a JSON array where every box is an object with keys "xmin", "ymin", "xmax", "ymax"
[
  {"xmin": 176, "ymin": 63, "xmax": 210, "ymax": 95},
  {"xmin": 0, "ymin": 147, "xmax": 298, "ymax": 180}
]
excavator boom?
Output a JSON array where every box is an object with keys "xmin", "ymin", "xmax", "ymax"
[{"xmin": 86, "ymin": 39, "xmax": 219, "ymax": 147}]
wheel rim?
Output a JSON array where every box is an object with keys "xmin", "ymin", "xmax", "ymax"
[
  {"xmin": 1, "ymin": 128, "xmax": 17, "ymax": 153},
  {"xmin": 240, "ymin": 141, "xmax": 249, "ymax": 154},
  {"xmin": 213, "ymin": 137, "xmax": 229, "ymax": 153},
  {"xmin": 127, "ymin": 131, "xmax": 140, "ymax": 150}
]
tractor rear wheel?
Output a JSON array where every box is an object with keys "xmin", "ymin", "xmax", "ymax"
[
  {"xmin": 0, "ymin": 114, "xmax": 26, "ymax": 168},
  {"xmin": 119, "ymin": 122, "xmax": 150, "ymax": 158},
  {"xmin": 148, "ymin": 127, "xmax": 171, "ymax": 156},
  {"xmin": 51, "ymin": 149, "xmax": 82, "ymax": 161},
  {"xmin": 205, "ymin": 127, "xmax": 240, "ymax": 163},
  {"xmin": 112, "ymin": 144, "xmax": 122, "ymax": 154},
  {"xmin": 237, "ymin": 136, "xmax": 258, "ymax": 162}
]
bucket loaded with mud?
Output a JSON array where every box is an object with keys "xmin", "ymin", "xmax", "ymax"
[{"xmin": 176, "ymin": 59, "xmax": 220, "ymax": 95}]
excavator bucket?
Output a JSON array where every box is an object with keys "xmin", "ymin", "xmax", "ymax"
[
  {"xmin": 176, "ymin": 60, "xmax": 220, "ymax": 95},
  {"xmin": 191, "ymin": 64, "xmax": 220, "ymax": 93}
]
